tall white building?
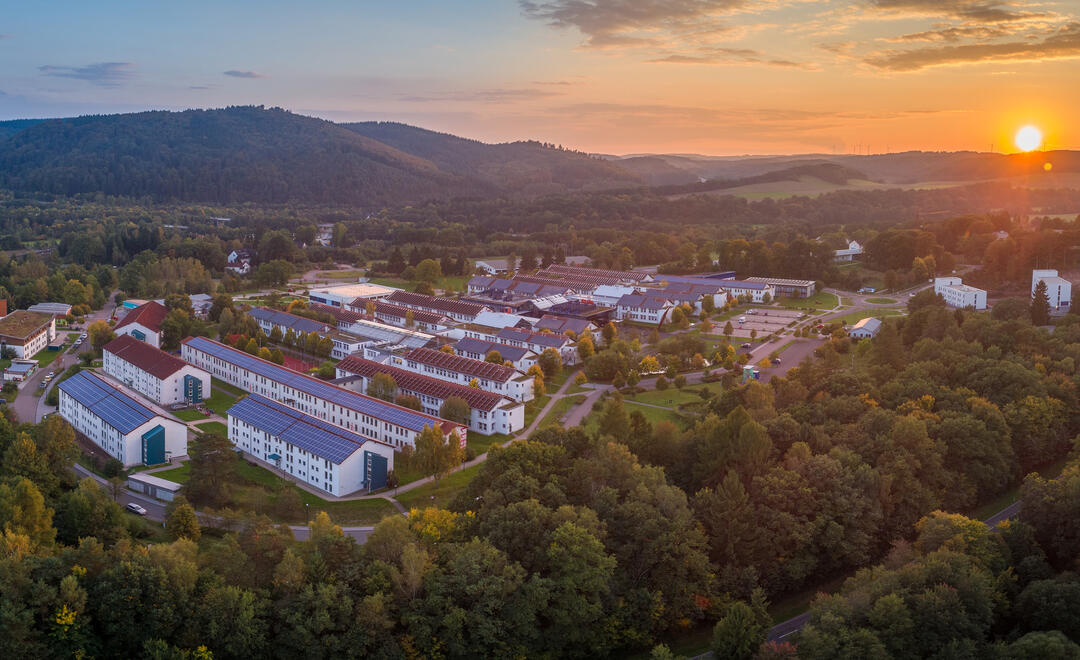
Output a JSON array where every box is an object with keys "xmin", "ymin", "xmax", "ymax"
[
  {"xmin": 58, "ymin": 370, "xmax": 188, "ymax": 467},
  {"xmin": 103, "ymin": 334, "xmax": 211, "ymax": 406},
  {"xmin": 228, "ymin": 394, "xmax": 394, "ymax": 495},
  {"xmin": 1032, "ymin": 269, "xmax": 1072, "ymax": 311},
  {"xmin": 934, "ymin": 277, "xmax": 987, "ymax": 310}
]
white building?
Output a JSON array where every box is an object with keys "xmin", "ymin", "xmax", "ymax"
[
  {"xmin": 834, "ymin": 240, "xmax": 864, "ymax": 262},
  {"xmin": 58, "ymin": 370, "xmax": 188, "ymax": 467},
  {"xmin": 934, "ymin": 277, "xmax": 987, "ymax": 310},
  {"xmin": 453, "ymin": 337, "xmax": 537, "ymax": 371},
  {"xmin": 385, "ymin": 291, "xmax": 490, "ymax": 323},
  {"xmin": 249, "ymin": 306, "xmax": 366, "ymax": 360},
  {"xmin": 114, "ymin": 301, "xmax": 168, "ymax": 348},
  {"xmin": 103, "ymin": 334, "xmax": 211, "ymax": 406},
  {"xmin": 308, "ymin": 283, "xmax": 396, "ymax": 308},
  {"xmin": 615, "ymin": 294, "xmax": 675, "ymax": 325},
  {"xmin": 379, "ymin": 346, "xmax": 534, "ymax": 402},
  {"xmin": 0, "ymin": 311, "xmax": 56, "ymax": 358},
  {"xmin": 228, "ymin": 394, "xmax": 395, "ymax": 495},
  {"xmin": 335, "ymin": 355, "xmax": 525, "ymax": 436},
  {"xmin": 181, "ymin": 336, "xmax": 466, "ymax": 450},
  {"xmin": 1032, "ymin": 269, "xmax": 1072, "ymax": 311},
  {"xmin": 848, "ymin": 317, "xmax": 882, "ymax": 339}
]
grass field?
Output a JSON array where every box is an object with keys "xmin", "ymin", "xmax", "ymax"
[
  {"xmin": 538, "ymin": 394, "xmax": 587, "ymax": 428},
  {"xmin": 468, "ymin": 432, "xmax": 510, "ymax": 456},
  {"xmin": 36, "ymin": 349, "xmax": 64, "ymax": 368},
  {"xmin": 174, "ymin": 409, "xmax": 208, "ymax": 422},
  {"xmin": 837, "ymin": 309, "xmax": 905, "ymax": 325},
  {"xmin": 206, "ymin": 380, "xmax": 242, "ymax": 415},
  {"xmin": 865, "ymin": 297, "xmax": 898, "ymax": 304},
  {"xmin": 396, "ymin": 463, "xmax": 480, "ymax": 511},
  {"xmin": 629, "ymin": 382, "xmax": 721, "ymax": 408},
  {"xmin": 366, "ymin": 275, "xmax": 471, "ymax": 294},
  {"xmin": 524, "ymin": 394, "xmax": 551, "ymax": 426},
  {"xmin": 312, "ymin": 270, "xmax": 365, "ymax": 280},
  {"xmin": 777, "ymin": 290, "xmax": 838, "ymax": 310},
  {"xmin": 154, "ymin": 461, "xmax": 190, "ymax": 484},
  {"xmin": 623, "ymin": 402, "xmax": 684, "ymax": 426},
  {"xmin": 195, "ymin": 421, "xmax": 227, "ymax": 436}
]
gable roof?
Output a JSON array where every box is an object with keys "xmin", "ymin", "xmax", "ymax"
[
  {"xmin": 104, "ymin": 334, "xmax": 197, "ymax": 380},
  {"xmin": 59, "ymin": 370, "xmax": 162, "ymax": 434},
  {"xmin": 496, "ymin": 326, "xmax": 569, "ymax": 348},
  {"xmin": 228, "ymin": 394, "xmax": 369, "ymax": 462},
  {"xmin": 249, "ymin": 306, "xmax": 331, "ymax": 334},
  {"xmin": 454, "ymin": 337, "xmax": 531, "ymax": 362},
  {"xmin": 386, "ymin": 291, "xmax": 488, "ymax": 317},
  {"xmin": 115, "ymin": 301, "xmax": 169, "ymax": 333},
  {"xmin": 337, "ymin": 355, "xmax": 511, "ymax": 411},
  {"xmin": 534, "ymin": 315, "xmax": 591, "ymax": 335},
  {"xmin": 617, "ymin": 294, "xmax": 676, "ymax": 310},
  {"xmin": 406, "ymin": 347, "xmax": 519, "ymax": 383}
]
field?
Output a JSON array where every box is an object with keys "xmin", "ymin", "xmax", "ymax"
[
  {"xmin": 467, "ymin": 432, "xmax": 509, "ymax": 456},
  {"xmin": 366, "ymin": 274, "xmax": 470, "ymax": 294},
  {"xmin": 195, "ymin": 421, "xmax": 227, "ymax": 435},
  {"xmin": 837, "ymin": 309, "xmax": 905, "ymax": 325},
  {"xmin": 207, "ymin": 379, "xmax": 242, "ymax": 415},
  {"xmin": 628, "ymin": 382, "xmax": 722, "ymax": 407},
  {"xmin": 174, "ymin": 409, "xmax": 208, "ymax": 422},
  {"xmin": 396, "ymin": 463, "xmax": 480, "ymax": 511},
  {"xmin": 777, "ymin": 290, "xmax": 838, "ymax": 310},
  {"xmin": 623, "ymin": 402, "xmax": 684, "ymax": 426},
  {"xmin": 865, "ymin": 297, "xmax": 898, "ymax": 304}
]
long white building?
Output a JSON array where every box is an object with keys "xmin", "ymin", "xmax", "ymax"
[
  {"xmin": 103, "ymin": 334, "xmax": 211, "ymax": 406},
  {"xmin": 58, "ymin": 370, "xmax": 188, "ymax": 467},
  {"xmin": 335, "ymin": 354, "xmax": 525, "ymax": 436},
  {"xmin": 181, "ymin": 336, "xmax": 466, "ymax": 450},
  {"xmin": 934, "ymin": 277, "xmax": 987, "ymax": 310},
  {"xmin": 1032, "ymin": 269, "xmax": 1072, "ymax": 311},
  {"xmin": 375, "ymin": 346, "xmax": 534, "ymax": 403},
  {"xmin": 228, "ymin": 394, "xmax": 394, "ymax": 495}
]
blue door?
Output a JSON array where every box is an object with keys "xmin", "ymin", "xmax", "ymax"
[{"xmin": 363, "ymin": 451, "xmax": 388, "ymax": 490}]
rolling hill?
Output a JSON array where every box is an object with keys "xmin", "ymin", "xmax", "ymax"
[{"xmin": 0, "ymin": 108, "xmax": 641, "ymax": 206}]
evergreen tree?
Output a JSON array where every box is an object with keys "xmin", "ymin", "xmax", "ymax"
[{"xmin": 1031, "ymin": 280, "xmax": 1051, "ymax": 326}]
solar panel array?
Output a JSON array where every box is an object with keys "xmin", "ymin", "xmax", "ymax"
[
  {"xmin": 249, "ymin": 307, "xmax": 329, "ymax": 334},
  {"xmin": 228, "ymin": 394, "xmax": 366, "ymax": 464},
  {"xmin": 542, "ymin": 263, "xmax": 649, "ymax": 283},
  {"xmin": 184, "ymin": 336, "xmax": 458, "ymax": 434},
  {"xmin": 406, "ymin": 347, "xmax": 517, "ymax": 382},
  {"xmin": 337, "ymin": 355, "xmax": 508, "ymax": 411},
  {"xmin": 454, "ymin": 337, "xmax": 530, "ymax": 362},
  {"xmin": 59, "ymin": 370, "xmax": 157, "ymax": 434}
]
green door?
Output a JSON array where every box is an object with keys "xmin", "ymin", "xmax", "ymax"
[{"xmin": 141, "ymin": 425, "xmax": 165, "ymax": 465}]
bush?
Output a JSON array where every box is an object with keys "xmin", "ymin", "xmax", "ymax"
[
  {"xmin": 465, "ymin": 446, "xmax": 477, "ymax": 462},
  {"xmin": 656, "ymin": 376, "xmax": 669, "ymax": 391},
  {"xmin": 102, "ymin": 458, "xmax": 124, "ymax": 478}
]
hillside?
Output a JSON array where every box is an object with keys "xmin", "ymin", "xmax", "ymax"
[
  {"xmin": 341, "ymin": 121, "xmax": 642, "ymax": 194},
  {"xmin": 0, "ymin": 108, "xmax": 640, "ymax": 206}
]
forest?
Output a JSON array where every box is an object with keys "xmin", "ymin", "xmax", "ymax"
[{"xmin": 2, "ymin": 289, "xmax": 1080, "ymax": 658}]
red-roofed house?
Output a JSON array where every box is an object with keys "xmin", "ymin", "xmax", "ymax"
[
  {"xmin": 114, "ymin": 301, "xmax": 169, "ymax": 348},
  {"xmin": 335, "ymin": 355, "xmax": 524, "ymax": 435},
  {"xmin": 103, "ymin": 334, "xmax": 211, "ymax": 405}
]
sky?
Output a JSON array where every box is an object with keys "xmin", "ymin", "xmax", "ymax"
[{"xmin": 1, "ymin": 0, "xmax": 1078, "ymax": 155}]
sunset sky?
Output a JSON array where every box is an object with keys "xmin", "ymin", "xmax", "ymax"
[{"xmin": 2, "ymin": 0, "xmax": 1078, "ymax": 154}]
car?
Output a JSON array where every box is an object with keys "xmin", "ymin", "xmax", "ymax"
[
  {"xmin": 48, "ymin": 371, "xmax": 55, "ymax": 378},
  {"xmin": 909, "ymin": 292, "xmax": 916, "ymax": 297},
  {"xmin": 740, "ymin": 342, "xmax": 752, "ymax": 349},
  {"xmin": 125, "ymin": 503, "xmax": 148, "ymax": 516},
  {"xmin": 772, "ymin": 358, "xmax": 782, "ymax": 365}
]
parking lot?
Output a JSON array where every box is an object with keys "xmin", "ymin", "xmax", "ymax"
[{"xmin": 734, "ymin": 308, "xmax": 804, "ymax": 335}]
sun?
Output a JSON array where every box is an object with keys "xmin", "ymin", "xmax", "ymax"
[{"xmin": 1015, "ymin": 125, "xmax": 1043, "ymax": 152}]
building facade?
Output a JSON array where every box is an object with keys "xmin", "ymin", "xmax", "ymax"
[
  {"xmin": 1032, "ymin": 269, "xmax": 1072, "ymax": 311},
  {"xmin": 58, "ymin": 370, "xmax": 188, "ymax": 467},
  {"xmin": 0, "ymin": 310, "xmax": 56, "ymax": 358},
  {"xmin": 934, "ymin": 277, "xmax": 988, "ymax": 310},
  {"xmin": 103, "ymin": 334, "xmax": 211, "ymax": 406},
  {"xmin": 114, "ymin": 301, "xmax": 169, "ymax": 348},
  {"xmin": 381, "ymin": 347, "xmax": 534, "ymax": 402}
]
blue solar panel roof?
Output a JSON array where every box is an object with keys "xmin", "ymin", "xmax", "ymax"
[
  {"xmin": 227, "ymin": 394, "xmax": 366, "ymax": 464},
  {"xmin": 455, "ymin": 337, "xmax": 530, "ymax": 362},
  {"xmin": 249, "ymin": 307, "xmax": 328, "ymax": 334},
  {"xmin": 185, "ymin": 336, "xmax": 455, "ymax": 434},
  {"xmin": 59, "ymin": 370, "xmax": 157, "ymax": 434}
]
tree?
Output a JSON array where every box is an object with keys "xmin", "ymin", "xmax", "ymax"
[
  {"xmin": 244, "ymin": 337, "xmax": 259, "ymax": 355},
  {"xmin": 1031, "ymin": 279, "xmax": 1051, "ymax": 325},
  {"xmin": 184, "ymin": 433, "xmax": 237, "ymax": 507},
  {"xmin": 165, "ymin": 500, "xmax": 201, "ymax": 541},
  {"xmin": 415, "ymin": 259, "xmax": 442, "ymax": 284},
  {"xmin": 656, "ymin": 375, "xmax": 669, "ymax": 390},
  {"xmin": 332, "ymin": 222, "xmax": 349, "ymax": 248},
  {"xmin": 485, "ymin": 350, "xmax": 504, "ymax": 364},
  {"xmin": 269, "ymin": 348, "xmax": 285, "ymax": 364},
  {"xmin": 640, "ymin": 355, "xmax": 661, "ymax": 372},
  {"xmin": 712, "ymin": 594, "xmax": 770, "ymax": 660},
  {"xmin": 538, "ymin": 348, "xmax": 562, "ymax": 379},
  {"xmin": 577, "ymin": 335, "xmax": 595, "ymax": 361},
  {"xmin": 439, "ymin": 396, "xmax": 472, "ymax": 426},
  {"xmin": 405, "ymin": 310, "xmax": 415, "ymax": 327},
  {"xmin": 88, "ymin": 320, "xmax": 116, "ymax": 352},
  {"xmin": 0, "ymin": 477, "xmax": 55, "ymax": 548},
  {"xmin": 396, "ymin": 394, "xmax": 422, "ymax": 411},
  {"xmin": 412, "ymin": 426, "xmax": 464, "ymax": 484},
  {"xmin": 602, "ymin": 322, "xmax": 618, "ymax": 346},
  {"xmin": 161, "ymin": 309, "xmax": 193, "ymax": 351},
  {"xmin": 367, "ymin": 373, "xmax": 397, "ymax": 402},
  {"xmin": 724, "ymin": 321, "xmax": 734, "ymax": 337}
]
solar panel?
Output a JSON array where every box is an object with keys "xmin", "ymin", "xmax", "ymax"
[
  {"xmin": 59, "ymin": 371, "xmax": 156, "ymax": 434},
  {"xmin": 185, "ymin": 336, "xmax": 456, "ymax": 434},
  {"xmin": 228, "ymin": 394, "xmax": 366, "ymax": 464}
]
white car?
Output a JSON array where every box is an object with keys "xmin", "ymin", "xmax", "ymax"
[{"xmin": 125, "ymin": 503, "xmax": 148, "ymax": 516}]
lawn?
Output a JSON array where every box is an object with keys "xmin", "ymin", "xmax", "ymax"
[
  {"xmin": 524, "ymin": 394, "xmax": 551, "ymax": 426},
  {"xmin": 538, "ymin": 394, "xmax": 587, "ymax": 428},
  {"xmin": 623, "ymin": 402, "xmax": 684, "ymax": 426},
  {"xmin": 777, "ymin": 290, "xmax": 838, "ymax": 310},
  {"xmin": 468, "ymin": 432, "xmax": 510, "ymax": 456},
  {"xmin": 837, "ymin": 309, "xmax": 905, "ymax": 325},
  {"xmin": 205, "ymin": 389, "xmax": 239, "ymax": 416},
  {"xmin": 312, "ymin": 270, "xmax": 365, "ymax": 280},
  {"xmin": 629, "ymin": 382, "xmax": 722, "ymax": 408},
  {"xmin": 366, "ymin": 275, "xmax": 471, "ymax": 294},
  {"xmin": 865, "ymin": 297, "xmax": 898, "ymax": 304},
  {"xmin": 154, "ymin": 461, "xmax": 191, "ymax": 484},
  {"xmin": 35, "ymin": 349, "xmax": 64, "ymax": 368},
  {"xmin": 396, "ymin": 463, "xmax": 480, "ymax": 511},
  {"xmin": 174, "ymin": 409, "xmax": 209, "ymax": 422},
  {"xmin": 211, "ymin": 378, "xmax": 245, "ymax": 397},
  {"xmin": 195, "ymin": 421, "xmax": 228, "ymax": 436}
]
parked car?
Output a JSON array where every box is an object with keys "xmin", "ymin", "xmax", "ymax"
[
  {"xmin": 125, "ymin": 503, "xmax": 148, "ymax": 516},
  {"xmin": 772, "ymin": 358, "xmax": 782, "ymax": 365},
  {"xmin": 740, "ymin": 342, "xmax": 752, "ymax": 349}
]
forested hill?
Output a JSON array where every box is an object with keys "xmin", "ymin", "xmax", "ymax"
[
  {"xmin": 0, "ymin": 108, "xmax": 641, "ymax": 205},
  {"xmin": 341, "ymin": 121, "xmax": 642, "ymax": 193}
]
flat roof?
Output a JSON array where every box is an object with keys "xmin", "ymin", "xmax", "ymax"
[
  {"xmin": 0, "ymin": 310, "xmax": 53, "ymax": 340},
  {"xmin": 128, "ymin": 472, "xmax": 183, "ymax": 491},
  {"xmin": 744, "ymin": 277, "xmax": 816, "ymax": 287},
  {"xmin": 309, "ymin": 283, "xmax": 397, "ymax": 299}
]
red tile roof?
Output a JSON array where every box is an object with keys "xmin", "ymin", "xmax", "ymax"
[
  {"xmin": 368, "ymin": 300, "xmax": 451, "ymax": 326},
  {"xmin": 387, "ymin": 291, "xmax": 488, "ymax": 317},
  {"xmin": 337, "ymin": 355, "xmax": 511, "ymax": 412},
  {"xmin": 115, "ymin": 301, "xmax": 169, "ymax": 333},
  {"xmin": 406, "ymin": 347, "xmax": 518, "ymax": 383},
  {"xmin": 104, "ymin": 334, "xmax": 196, "ymax": 380}
]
